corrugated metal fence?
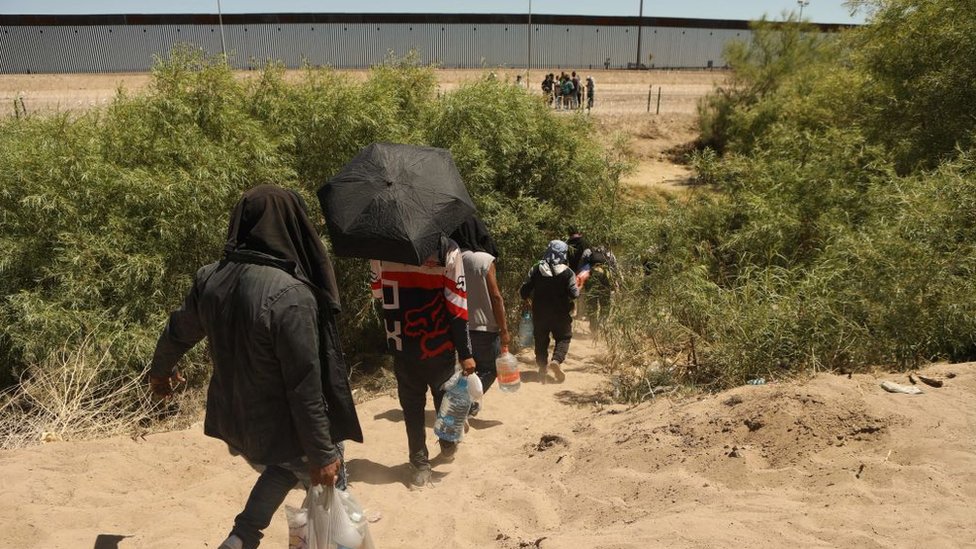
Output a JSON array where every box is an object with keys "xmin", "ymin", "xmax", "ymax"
[{"xmin": 0, "ymin": 13, "xmax": 847, "ymax": 74}]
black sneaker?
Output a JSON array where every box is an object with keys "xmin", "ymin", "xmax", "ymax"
[{"xmin": 468, "ymin": 401, "xmax": 481, "ymax": 417}]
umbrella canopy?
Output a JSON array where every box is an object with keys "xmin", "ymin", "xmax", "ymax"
[{"xmin": 317, "ymin": 143, "xmax": 476, "ymax": 266}]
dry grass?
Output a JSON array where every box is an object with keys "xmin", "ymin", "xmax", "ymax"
[{"xmin": 0, "ymin": 335, "xmax": 202, "ymax": 450}]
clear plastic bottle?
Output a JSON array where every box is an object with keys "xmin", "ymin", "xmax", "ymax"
[
  {"xmin": 434, "ymin": 375, "xmax": 470, "ymax": 443},
  {"xmin": 495, "ymin": 352, "xmax": 521, "ymax": 393},
  {"xmin": 518, "ymin": 311, "xmax": 534, "ymax": 347}
]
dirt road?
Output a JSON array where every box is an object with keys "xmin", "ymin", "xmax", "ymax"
[{"xmin": 1, "ymin": 329, "xmax": 973, "ymax": 548}]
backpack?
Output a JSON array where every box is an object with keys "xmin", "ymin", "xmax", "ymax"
[{"xmin": 589, "ymin": 248, "xmax": 608, "ymax": 266}]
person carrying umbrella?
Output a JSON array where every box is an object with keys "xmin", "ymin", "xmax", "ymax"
[
  {"xmin": 318, "ymin": 143, "xmax": 477, "ymax": 488},
  {"xmin": 369, "ymin": 239, "xmax": 475, "ymax": 488},
  {"xmin": 149, "ymin": 185, "xmax": 362, "ymax": 549},
  {"xmin": 519, "ymin": 240, "xmax": 580, "ymax": 383}
]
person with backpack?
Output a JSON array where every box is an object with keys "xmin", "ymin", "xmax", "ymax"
[
  {"xmin": 519, "ymin": 240, "xmax": 579, "ymax": 383},
  {"xmin": 561, "ymin": 76, "xmax": 575, "ymax": 110},
  {"xmin": 582, "ymin": 246, "xmax": 617, "ymax": 335},
  {"xmin": 541, "ymin": 74, "xmax": 555, "ymax": 107},
  {"xmin": 566, "ymin": 226, "xmax": 592, "ymax": 274}
]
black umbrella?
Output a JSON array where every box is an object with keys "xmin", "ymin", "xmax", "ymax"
[{"xmin": 317, "ymin": 143, "xmax": 476, "ymax": 266}]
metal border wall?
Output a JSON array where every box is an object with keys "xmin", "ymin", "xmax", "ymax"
[{"xmin": 0, "ymin": 13, "xmax": 850, "ymax": 74}]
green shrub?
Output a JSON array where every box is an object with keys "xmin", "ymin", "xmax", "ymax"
[
  {"xmin": 605, "ymin": 3, "xmax": 976, "ymax": 398},
  {"xmin": 0, "ymin": 47, "xmax": 617, "ymax": 391}
]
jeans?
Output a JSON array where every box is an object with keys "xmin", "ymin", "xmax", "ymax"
[
  {"xmin": 534, "ymin": 313, "xmax": 573, "ymax": 366},
  {"xmin": 229, "ymin": 443, "xmax": 346, "ymax": 549},
  {"xmin": 470, "ymin": 330, "xmax": 500, "ymax": 392},
  {"xmin": 393, "ymin": 352, "xmax": 456, "ymax": 468}
]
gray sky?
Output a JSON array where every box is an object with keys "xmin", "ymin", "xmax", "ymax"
[{"xmin": 0, "ymin": 1, "xmax": 867, "ymax": 24}]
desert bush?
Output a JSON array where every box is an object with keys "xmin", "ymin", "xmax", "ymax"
[
  {"xmin": 0, "ymin": 45, "xmax": 618, "ymax": 430},
  {"xmin": 605, "ymin": 3, "xmax": 976, "ymax": 399},
  {"xmin": 0, "ymin": 47, "xmax": 289, "ymax": 387},
  {"xmin": 850, "ymin": 0, "xmax": 976, "ymax": 173},
  {"xmin": 697, "ymin": 17, "xmax": 836, "ymax": 154}
]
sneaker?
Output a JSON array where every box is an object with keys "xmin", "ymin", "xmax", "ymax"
[
  {"xmin": 438, "ymin": 438, "xmax": 458, "ymax": 459},
  {"xmin": 409, "ymin": 464, "xmax": 432, "ymax": 488},
  {"xmin": 538, "ymin": 364, "xmax": 548, "ymax": 384},
  {"xmin": 218, "ymin": 535, "xmax": 244, "ymax": 549},
  {"xmin": 548, "ymin": 361, "xmax": 565, "ymax": 383},
  {"xmin": 468, "ymin": 401, "xmax": 480, "ymax": 417}
]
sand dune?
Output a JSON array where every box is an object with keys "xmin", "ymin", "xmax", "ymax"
[{"xmin": 1, "ymin": 330, "xmax": 974, "ymax": 548}]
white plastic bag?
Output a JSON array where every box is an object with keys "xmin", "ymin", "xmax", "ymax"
[
  {"xmin": 466, "ymin": 371, "xmax": 483, "ymax": 407},
  {"xmin": 440, "ymin": 368, "xmax": 462, "ymax": 393},
  {"xmin": 304, "ymin": 484, "xmax": 376, "ymax": 549},
  {"xmin": 285, "ymin": 504, "xmax": 309, "ymax": 549},
  {"xmin": 443, "ymin": 364, "xmax": 482, "ymax": 405}
]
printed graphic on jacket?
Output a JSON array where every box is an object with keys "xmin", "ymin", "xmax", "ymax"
[{"xmin": 370, "ymin": 244, "xmax": 473, "ymax": 361}]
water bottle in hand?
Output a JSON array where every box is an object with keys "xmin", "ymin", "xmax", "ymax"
[
  {"xmin": 495, "ymin": 352, "xmax": 521, "ymax": 393},
  {"xmin": 518, "ymin": 311, "xmax": 533, "ymax": 347},
  {"xmin": 434, "ymin": 375, "xmax": 471, "ymax": 443}
]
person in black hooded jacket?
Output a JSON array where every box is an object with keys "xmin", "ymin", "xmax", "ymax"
[{"xmin": 149, "ymin": 184, "xmax": 362, "ymax": 549}]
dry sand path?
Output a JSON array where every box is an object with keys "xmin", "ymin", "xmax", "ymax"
[{"xmin": 1, "ymin": 329, "xmax": 974, "ymax": 548}]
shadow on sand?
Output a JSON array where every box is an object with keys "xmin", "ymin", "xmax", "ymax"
[
  {"xmin": 374, "ymin": 408, "xmax": 438, "ymax": 427},
  {"xmin": 93, "ymin": 535, "xmax": 130, "ymax": 549}
]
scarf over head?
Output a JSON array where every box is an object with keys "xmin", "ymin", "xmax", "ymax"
[
  {"xmin": 223, "ymin": 184, "xmax": 362, "ymax": 443},
  {"xmin": 450, "ymin": 215, "xmax": 500, "ymax": 257},
  {"xmin": 224, "ymin": 184, "xmax": 341, "ymax": 313},
  {"xmin": 543, "ymin": 240, "xmax": 568, "ymax": 266}
]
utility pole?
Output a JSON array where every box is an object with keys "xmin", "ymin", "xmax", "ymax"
[
  {"xmin": 527, "ymin": 0, "xmax": 532, "ymax": 83},
  {"xmin": 797, "ymin": 0, "xmax": 810, "ymax": 21},
  {"xmin": 635, "ymin": 0, "xmax": 644, "ymax": 69},
  {"xmin": 217, "ymin": 0, "xmax": 227, "ymax": 58}
]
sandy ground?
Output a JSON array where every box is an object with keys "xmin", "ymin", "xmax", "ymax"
[{"xmin": 1, "ymin": 329, "xmax": 973, "ymax": 549}]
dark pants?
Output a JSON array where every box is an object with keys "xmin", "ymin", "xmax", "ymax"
[
  {"xmin": 230, "ymin": 445, "xmax": 346, "ymax": 549},
  {"xmin": 586, "ymin": 291, "xmax": 610, "ymax": 334},
  {"xmin": 533, "ymin": 313, "xmax": 573, "ymax": 366},
  {"xmin": 393, "ymin": 352, "xmax": 456, "ymax": 469},
  {"xmin": 470, "ymin": 330, "xmax": 500, "ymax": 392}
]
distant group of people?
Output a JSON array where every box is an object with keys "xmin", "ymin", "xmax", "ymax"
[
  {"xmin": 148, "ymin": 183, "xmax": 618, "ymax": 549},
  {"xmin": 541, "ymin": 71, "xmax": 595, "ymax": 111}
]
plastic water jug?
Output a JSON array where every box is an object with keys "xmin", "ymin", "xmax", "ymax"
[
  {"xmin": 434, "ymin": 375, "xmax": 470, "ymax": 443},
  {"xmin": 495, "ymin": 352, "xmax": 521, "ymax": 393},
  {"xmin": 518, "ymin": 311, "xmax": 533, "ymax": 347}
]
